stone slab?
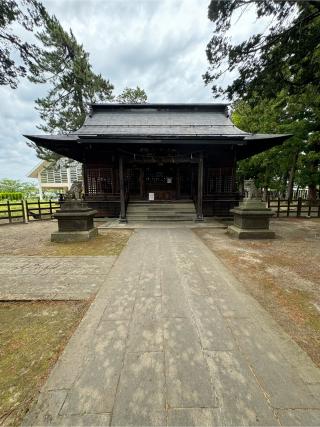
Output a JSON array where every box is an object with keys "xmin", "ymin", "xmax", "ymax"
[
  {"xmin": 167, "ymin": 408, "xmax": 219, "ymax": 427},
  {"xmin": 164, "ymin": 317, "xmax": 216, "ymax": 408},
  {"xmin": 0, "ymin": 256, "xmax": 115, "ymax": 275},
  {"xmin": 127, "ymin": 296, "xmax": 163, "ymax": 352},
  {"xmin": 111, "ymin": 352, "xmax": 166, "ymax": 426},
  {"xmin": 23, "ymin": 390, "xmax": 67, "ymax": 426},
  {"xmin": 277, "ymin": 409, "xmax": 320, "ymax": 426},
  {"xmin": 228, "ymin": 318, "xmax": 320, "ymax": 409},
  {"xmin": 189, "ymin": 294, "xmax": 234, "ymax": 351},
  {"xmin": 60, "ymin": 320, "xmax": 128, "ymax": 415},
  {"xmin": 206, "ymin": 351, "xmax": 278, "ymax": 426},
  {"xmin": 0, "ymin": 256, "xmax": 115, "ymax": 300},
  {"xmin": 52, "ymin": 414, "xmax": 111, "ymax": 426},
  {"xmin": 137, "ymin": 245, "xmax": 162, "ymax": 297},
  {"xmin": 160, "ymin": 244, "xmax": 190, "ymax": 318}
]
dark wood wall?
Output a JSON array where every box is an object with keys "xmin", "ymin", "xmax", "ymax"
[{"xmin": 82, "ymin": 143, "xmax": 240, "ymax": 217}]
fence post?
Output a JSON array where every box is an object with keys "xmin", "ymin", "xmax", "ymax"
[
  {"xmin": 318, "ymin": 202, "xmax": 320, "ymax": 218},
  {"xmin": 287, "ymin": 198, "xmax": 291, "ymax": 217},
  {"xmin": 7, "ymin": 200, "xmax": 12, "ymax": 223},
  {"xmin": 49, "ymin": 199, "xmax": 53, "ymax": 216},
  {"xmin": 38, "ymin": 198, "xmax": 42, "ymax": 220},
  {"xmin": 297, "ymin": 197, "xmax": 302, "ymax": 217},
  {"xmin": 22, "ymin": 199, "xmax": 28, "ymax": 224},
  {"xmin": 277, "ymin": 197, "xmax": 280, "ymax": 218},
  {"xmin": 26, "ymin": 200, "xmax": 30, "ymax": 221}
]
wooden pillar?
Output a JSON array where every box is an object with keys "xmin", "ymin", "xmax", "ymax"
[
  {"xmin": 119, "ymin": 156, "xmax": 127, "ymax": 222},
  {"xmin": 196, "ymin": 153, "xmax": 204, "ymax": 221}
]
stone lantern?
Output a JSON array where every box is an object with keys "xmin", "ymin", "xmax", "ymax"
[
  {"xmin": 228, "ymin": 180, "xmax": 275, "ymax": 239},
  {"xmin": 51, "ymin": 199, "xmax": 98, "ymax": 242}
]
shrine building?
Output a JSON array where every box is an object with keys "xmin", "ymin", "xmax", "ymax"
[{"xmin": 25, "ymin": 103, "xmax": 289, "ymax": 222}]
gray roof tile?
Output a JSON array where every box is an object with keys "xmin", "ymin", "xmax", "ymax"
[{"xmin": 74, "ymin": 109, "xmax": 247, "ymax": 137}]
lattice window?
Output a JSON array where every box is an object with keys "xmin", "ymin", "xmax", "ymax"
[
  {"xmin": 126, "ymin": 168, "xmax": 140, "ymax": 194},
  {"xmin": 40, "ymin": 165, "xmax": 68, "ymax": 184},
  {"xmin": 207, "ymin": 168, "xmax": 235, "ymax": 194},
  {"xmin": 86, "ymin": 168, "xmax": 113, "ymax": 195},
  {"xmin": 70, "ymin": 162, "xmax": 83, "ymax": 183}
]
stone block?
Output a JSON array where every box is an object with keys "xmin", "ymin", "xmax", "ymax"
[
  {"xmin": 228, "ymin": 198, "xmax": 275, "ymax": 239},
  {"xmin": 51, "ymin": 228, "xmax": 98, "ymax": 242}
]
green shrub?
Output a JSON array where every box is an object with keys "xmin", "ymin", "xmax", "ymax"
[{"xmin": 0, "ymin": 192, "xmax": 23, "ymax": 201}]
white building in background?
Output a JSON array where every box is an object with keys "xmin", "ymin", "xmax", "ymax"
[{"xmin": 28, "ymin": 159, "xmax": 83, "ymax": 199}]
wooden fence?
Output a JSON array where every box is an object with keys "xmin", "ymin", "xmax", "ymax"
[
  {"xmin": 0, "ymin": 200, "xmax": 62, "ymax": 225},
  {"xmin": 26, "ymin": 200, "xmax": 61, "ymax": 221},
  {"xmin": 267, "ymin": 196, "xmax": 320, "ymax": 218},
  {"xmin": 1, "ymin": 197, "xmax": 320, "ymax": 225},
  {"xmin": 0, "ymin": 200, "xmax": 26, "ymax": 224}
]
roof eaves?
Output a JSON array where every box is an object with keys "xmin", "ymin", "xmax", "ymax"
[
  {"xmin": 27, "ymin": 160, "xmax": 49, "ymax": 178},
  {"xmin": 89, "ymin": 103, "xmax": 229, "ymax": 113}
]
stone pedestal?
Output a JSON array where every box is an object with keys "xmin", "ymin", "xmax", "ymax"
[
  {"xmin": 228, "ymin": 198, "xmax": 275, "ymax": 239},
  {"xmin": 51, "ymin": 199, "xmax": 98, "ymax": 242}
]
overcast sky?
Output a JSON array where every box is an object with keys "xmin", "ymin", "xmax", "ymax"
[{"xmin": 0, "ymin": 0, "xmax": 267, "ymax": 181}]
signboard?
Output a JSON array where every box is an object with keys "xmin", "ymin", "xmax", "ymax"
[{"xmin": 148, "ymin": 192, "xmax": 155, "ymax": 201}]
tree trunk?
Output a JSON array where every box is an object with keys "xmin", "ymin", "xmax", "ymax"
[
  {"xmin": 281, "ymin": 171, "xmax": 289, "ymax": 199},
  {"xmin": 309, "ymin": 184, "xmax": 317, "ymax": 202},
  {"xmin": 287, "ymin": 149, "xmax": 299, "ymax": 201}
]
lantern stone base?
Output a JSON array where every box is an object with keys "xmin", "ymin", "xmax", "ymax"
[
  {"xmin": 227, "ymin": 225, "xmax": 275, "ymax": 239},
  {"xmin": 51, "ymin": 227, "xmax": 98, "ymax": 242},
  {"xmin": 228, "ymin": 198, "xmax": 275, "ymax": 239}
]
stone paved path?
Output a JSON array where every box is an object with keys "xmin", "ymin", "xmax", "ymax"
[
  {"xmin": 23, "ymin": 229, "xmax": 320, "ymax": 426},
  {"xmin": 0, "ymin": 256, "xmax": 116, "ymax": 300}
]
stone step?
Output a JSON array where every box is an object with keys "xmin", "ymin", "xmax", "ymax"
[
  {"xmin": 126, "ymin": 201, "xmax": 196, "ymax": 222},
  {"xmin": 127, "ymin": 209, "xmax": 196, "ymax": 214},
  {"xmin": 127, "ymin": 213, "xmax": 195, "ymax": 218},
  {"xmin": 126, "ymin": 217, "xmax": 195, "ymax": 222},
  {"xmin": 128, "ymin": 204, "xmax": 195, "ymax": 209}
]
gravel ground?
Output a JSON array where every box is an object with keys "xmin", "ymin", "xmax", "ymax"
[{"xmin": 195, "ymin": 218, "xmax": 320, "ymax": 367}]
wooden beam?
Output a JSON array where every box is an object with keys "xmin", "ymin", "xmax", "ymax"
[
  {"xmin": 196, "ymin": 153, "xmax": 204, "ymax": 221},
  {"xmin": 119, "ymin": 156, "xmax": 127, "ymax": 222},
  {"xmin": 125, "ymin": 158, "xmax": 199, "ymax": 165}
]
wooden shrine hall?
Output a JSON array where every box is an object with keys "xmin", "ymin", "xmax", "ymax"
[{"xmin": 25, "ymin": 103, "xmax": 289, "ymax": 222}]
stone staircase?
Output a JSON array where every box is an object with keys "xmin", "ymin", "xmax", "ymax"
[{"xmin": 126, "ymin": 201, "xmax": 196, "ymax": 222}]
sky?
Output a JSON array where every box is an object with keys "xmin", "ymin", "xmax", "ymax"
[{"xmin": 0, "ymin": 0, "xmax": 267, "ymax": 181}]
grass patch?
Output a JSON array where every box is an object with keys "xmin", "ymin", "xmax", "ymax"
[
  {"xmin": 0, "ymin": 300, "xmax": 89, "ymax": 426},
  {"xmin": 41, "ymin": 230, "xmax": 133, "ymax": 256}
]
